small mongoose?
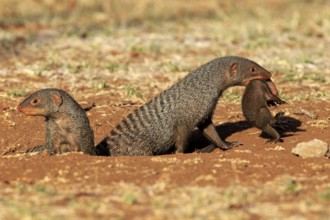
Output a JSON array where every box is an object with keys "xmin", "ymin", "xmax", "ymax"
[
  {"xmin": 96, "ymin": 56, "xmax": 279, "ymax": 156},
  {"xmin": 242, "ymin": 79, "xmax": 286, "ymax": 142},
  {"xmin": 17, "ymin": 88, "xmax": 96, "ymax": 155}
]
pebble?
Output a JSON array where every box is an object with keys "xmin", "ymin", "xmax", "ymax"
[{"xmin": 291, "ymin": 139, "xmax": 329, "ymax": 158}]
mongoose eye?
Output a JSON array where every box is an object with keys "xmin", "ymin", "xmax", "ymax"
[
  {"xmin": 250, "ymin": 67, "xmax": 257, "ymax": 72},
  {"xmin": 30, "ymin": 99, "xmax": 40, "ymax": 105}
]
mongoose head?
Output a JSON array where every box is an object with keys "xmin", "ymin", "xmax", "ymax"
[
  {"xmin": 248, "ymin": 79, "xmax": 285, "ymax": 106},
  {"xmin": 248, "ymin": 79, "xmax": 274, "ymax": 99},
  {"xmin": 226, "ymin": 56, "xmax": 279, "ymax": 96},
  {"xmin": 17, "ymin": 89, "xmax": 63, "ymax": 117}
]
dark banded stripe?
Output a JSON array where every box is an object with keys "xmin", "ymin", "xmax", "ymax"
[
  {"xmin": 110, "ymin": 129, "xmax": 117, "ymax": 137},
  {"xmin": 155, "ymin": 95, "xmax": 166, "ymax": 126},
  {"xmin": 155, "ymin": 95, "xmax": 163, "ymax": 114},
  {"xmin": 108, "ymin": 136, "xmax": 120, "ymax": 147},
  {"xmin": 140, "ymin": 105, "xmax": 152, "ymax": 123},
  {"xmin": 159, "ymin": 94, "xmax": 166, "ymax": 111},
  {"xmin": 168, "ymin": 94, "xmax": 175, "ymax": 111},
  {"xmin": 115, "ymin": 124, "xmax": 122, "ymax": 132},
  {"xmin": 126, "ymin": 113, "xmax": 137, "ymax": 130},
  {"xmin": 147, "ymin": 102, "xmax": 160, "ymax": 122},
  {"xmin": 121, "ymin": 118, "xmax": 132, "ymax": 133},
  {"xmin": 134, "ymin": 109, "xmax": 147, "ymax": 129}
]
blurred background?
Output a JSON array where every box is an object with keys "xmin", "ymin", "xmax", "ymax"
[{"xmin": 0, "ymin": 0, "xmax": 329, "ymax": 100}]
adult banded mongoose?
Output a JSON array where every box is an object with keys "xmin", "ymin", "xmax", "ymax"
[
  {"xmin": 242, "ymin": 79, "xmax": 286, "ymax": 142},
  {"xmin": 96, "ymin": 56, "xmax": 279, "ymax": 156},
  {"xmin": 17, "ymin": 88, "xmax": 96, "ymax": 155}
]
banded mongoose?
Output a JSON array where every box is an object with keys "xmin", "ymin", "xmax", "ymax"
[
  {"xmin": 242, "ymin": 79, "xmax": 286, "ymax": 142},
  {"xmin": 17, "ymin": 88, "xmax": 96, "ymax": 155},
  {"xmin": 96, "ymin": 56, "xmax": 279, "ymax": 156}
]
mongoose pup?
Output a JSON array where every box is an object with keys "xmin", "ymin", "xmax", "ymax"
[
  {"xmin": 242, "ymin": 79, "xmax": 286, "ymax": 142},
  {"xmin": 17, "ymin": 88, "xmax": 96, "ymax": 155},
  {"xmin": 96, "ymin": 56, "xmax": 279, "ymax": 156}
]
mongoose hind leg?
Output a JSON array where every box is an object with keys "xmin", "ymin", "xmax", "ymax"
[
  {"xmin": 263, "ymin": 124, "xmax": 282, "ymax": 143},
  {"xmin": 198, "ymin": 119, "xmax": 241, "ymax": 151},
  {"xmin": 175, "ymin": 125, "xmax": 191, "ymax": 153}
]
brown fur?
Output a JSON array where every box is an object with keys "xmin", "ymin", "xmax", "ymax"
[
  {"xmin": 17, "ymin": 88, "xmax": 95, "ymax": 155},
  {"xmin": 242, "ymin": 79, "xmax": 286, "ymax": 142}
]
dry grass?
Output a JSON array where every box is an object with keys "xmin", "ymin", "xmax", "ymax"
[
  {"xmin": 0, "ymin": 175, "xmax": 329, "ymax": 220},
  {"xmin": 1, "ymin": 0, "xmax": 329, "ymax": 101}
]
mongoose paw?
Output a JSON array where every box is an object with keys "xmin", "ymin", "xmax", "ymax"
[
  {"xmin": 267, "ymin": 100, "xmax": 287, "ymax": 107},
  {"xmin": 196, "ymin": 144, "xmax": 217, "ymax": 153},
  {"xmin": 26, "ymin": 145, "xmax": 53, "ymax": 156},
  {"xmin": 221, "ymin": 142, "xmax": 242, "ymax": 150},
  {"xmin": 26, "ymin": 145, "xmax": 47, "ymax": 153},
  {"xmin": 266, "ymin": 138, "xmax": 283, "ymax": 144},
  {"xmin": 267, "ymin": 100, "xmax": 277, "ymax": 107},
  {"xmin": 175, "ymin": 150, "xmax": 184, "ymax": 154},
  {"xmin": 275, "ymin": 111, "xmax": 285, "ymax": 119}
]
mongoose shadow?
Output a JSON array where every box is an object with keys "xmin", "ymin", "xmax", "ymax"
[
  {"xmin": 241, "ymin": 115, "xmax": 304, "ymax": 141},
  {"xmin": 188, "ymin": 115, "xmax": 304, "ymax": 152},
  {"xmin": 269, "ymin": 115, "xmax": 305, "ymax": 137},
  {"xmin": 188, "ymin": 120, "xmax": 251, "ymax": 153}
]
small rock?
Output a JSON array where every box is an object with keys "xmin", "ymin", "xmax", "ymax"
[{"xmin": 292, "ymin": 139, "xmax": 329, "ymax": 158}]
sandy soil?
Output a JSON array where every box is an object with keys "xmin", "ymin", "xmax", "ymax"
[{"xmin": 0, "ymin": 88, "xmax": 329, "ymax": 219}]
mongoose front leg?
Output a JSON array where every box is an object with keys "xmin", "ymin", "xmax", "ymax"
[
  {"xmin": 175, "ymin": 125, "xmax": 191, "ymax": 153},
  {"xmin": 198, "ymin": 119, "xmax": 241, "ymax": 151}
]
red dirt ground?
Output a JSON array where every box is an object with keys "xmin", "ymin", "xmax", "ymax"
[{"xmin": 1, "ymin": 90, "xmax": 329, "ymax": 190}]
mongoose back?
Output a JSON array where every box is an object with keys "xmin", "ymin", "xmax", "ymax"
[
  {"xmin": 96, "ymin": 56, "xmax": 279, "ymax": 156},
  {"xmin": 17, "ymin": 88, "xmax": 96, "ymax": 155},
  {"xmin": 242, "ymin": 79, "xmax": 286, "ymax": 142}
]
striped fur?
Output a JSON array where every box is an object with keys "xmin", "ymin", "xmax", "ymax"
[{"xmin": 96, "ymin": 56, "xmax": 274, "ymax": 156}]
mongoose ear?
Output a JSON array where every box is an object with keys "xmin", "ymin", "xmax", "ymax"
[
  {"xmin": 230, "ymin": 63, "xmax": 237, "ymax": 76},
  {"xmin": 51, "ymin": 91, "xmax": 63, "ymax": 106}
]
